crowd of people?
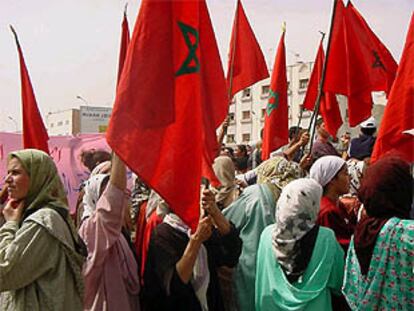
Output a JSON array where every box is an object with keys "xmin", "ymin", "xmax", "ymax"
[{"xmin": 0, "ymin": 116, "xmax": 412, "ymax": 311}]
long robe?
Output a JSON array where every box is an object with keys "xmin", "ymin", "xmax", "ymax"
[
  {"xmin": 255, "ymin": 225, "xmax": 344, "ymax": 311},
  {"xmin": 142, "ymin": 222, "xmax": 242, "ymax": 311},
  {"xmin": 0, "ymin": 209, "xmax": 84, "ymax": 311},
  {"xmin": 80, "ymin": 183, "xmax": 140, "ymax": 311},
  {"xmin": 222, "ymin": 184, "xmax": 276, "ymax": 311}
]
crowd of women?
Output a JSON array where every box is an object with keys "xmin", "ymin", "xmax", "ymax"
[{"xmin": 0, "ymin": 121, "xmax": 412, "ymax": 310}]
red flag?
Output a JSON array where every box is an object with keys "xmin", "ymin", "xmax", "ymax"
[
  {"xmin": 261, "ymin": 30, "xmax": 288, "ymax": 161},
  {"xmin": 324, "ymin": 0, "xmax": 398, "ymax": 127},
  {"xmin": 10, "ymin": 26, "xmax": 49, "ymax": 154},
  {"xmin": 117, "ymin": 10, "xmax": 130, "ymax": 84},
  {"xmin": 227, "ymin": 0, "xmax": 268, "ymax": 97},
  {"xmin": 106, "ymin": 0, "xmax": 228, "ymax": 230},
  {"xmin": 371, "ymin": 14, "xmax": 414, "ymax": 163},
  {"xmin": 303, "ymin": 39, "xmax": 342, "ymax": 137}
]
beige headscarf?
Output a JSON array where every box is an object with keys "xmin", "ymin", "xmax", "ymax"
[
  {"xmin": 212, "ymin": 156, "xmax": 239, "ymax": 209},
  {"xmin": 256, "ymin": 156, "xmax": 303, "ymax": 199}
]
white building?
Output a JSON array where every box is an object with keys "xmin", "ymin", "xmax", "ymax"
[
  {"xmin": 226, "ymin": 61, "xmax": 314, "ymax": 145},
  {"xmin": 226, "ymin": 61, "xmax": 387, "ymax": 145},
  {"xmin": 46, "ymin": 105, "xmax": 112, "ymax": 136}
]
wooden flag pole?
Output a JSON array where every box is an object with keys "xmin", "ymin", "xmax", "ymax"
[{"xmin": 306, "ymin": 0, "xmax": 339, "ymax": 154}]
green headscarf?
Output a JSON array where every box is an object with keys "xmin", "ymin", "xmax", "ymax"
[
  {"xmin": 9, "ymin": 149, "xmax": 68, "ymax": 216},
  {"xmin": 9, "ymin": 149, "xmax": 87, "ymax": 257}
]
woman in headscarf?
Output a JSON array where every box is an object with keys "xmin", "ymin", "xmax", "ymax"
[
  {"xmin": 211, "ymin": 156, "xmax": 240, "ymax": 311},
  {"xmin": 212, "ymin": 156, "xmax": 240, "ymax": 210},
  {"xmin": 142, "ymin": 189, "xmax": 242, "ymax": 311},
  {"xmin": 343, "ymin": 156, "xmax": 414, "ymax": 310},
  {"xmin": 255, "ymin": 178, "xmax": 345, "ymax": 311},
  {"xmin": 310, "ymin": 155, "xmax": 356, "ymax": 251},
  {"xmin": 79, "ymin": 153, "xmax": 140, "ymax": 310},
  {"xmin": 0, "ymin": 149, "xmax": 85, "ymax": 310},
  {"xmin": 222, "ymin": 156, "xmax": 304, "ymax": 311}
]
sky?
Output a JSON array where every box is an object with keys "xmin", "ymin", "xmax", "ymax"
[{"xmin": 0, "ymin": 0, "xmax": 412, "ymax": 132}]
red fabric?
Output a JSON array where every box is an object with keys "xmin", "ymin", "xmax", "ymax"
[
  {"xmin": 227, "ymin": 0, "xmax": 269, "ymax": 97},
  {"xmin": 302, "ymin": 39, "xmax": 342, "ymax": 137},
  {"xmin": 317, "ymin": 196, "xmax": 356, "ymax": 252},
  {"xmin": 106, "ymin": 0, "xmax": 228, "ymax": 231},
  {"xmin": 261, "ymin": 31, "xmax": 288, "ymax": 160},
  {"xmin": 13, "ymin": 30, "xmax": 49, "ymax": 154},
  {"xmin": 324, "ymin": 0, "xmax": 398, "ymax": 126},
  {"xmin": 140, "ymin": 210, "xmax": 163, "ymax": 280},
  {"xmin": 134, "ymin": 201, "xmax": 147, "ymax": 274},
  {"xmin": 117, "ymin": 12, "xmax": 130, "ymax": 84},
  {"xmin": 371, "ymin": 14, "xmax": 414, "ymax": 163}
]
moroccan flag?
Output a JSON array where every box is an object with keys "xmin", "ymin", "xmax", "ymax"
[
  {"xmin": 106, "ymin": 0, "xmax": 228, "ymax": 230},
  {"xmin": 261, "ymin": 30, "xmax": 288, "ymax": 161},
  {"xmin": 371, "ymin": 14, "xmax": 414, "ymax": 163},
  {"xmin": 117, "ymin": 9, "xmax": 130, "ymax": 84},
  {"xmin": 227, "ymin": 0, "xmax": 268, "ymax": 97},
  {"xmin": 324, "ymin": 0, "xmax": 398, "ymax": 127},
  {"xmin": 303, "ymin": 39, "xmax": 342, "ymax": 137},
  {"xmin": 10, "ymin": 26, "xmax": 49, "ymax": 154}
]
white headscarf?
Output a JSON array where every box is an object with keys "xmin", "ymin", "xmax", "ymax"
[
  {"xmin": 81, "ymin": 173, "xmax": 109, "ymax": 221},
  {"xmin": 310, "ymin": 155, "xmax": 346, "ymax": 187},
  {"xmin": 272, "ymin": 178, "xmax": 323, "ymax": 278},
  {"xmin": 90, "ymin": 160, "xmax": 111, "ymax": 176}
]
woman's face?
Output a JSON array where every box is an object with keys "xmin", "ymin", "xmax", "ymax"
[
  {"xmin": 6, "ymin": 157, "xmax": 30, "ymax": 201},
  {"xmin": 332, "ymin": 165, "xmax": 350, "ymax": 195}
]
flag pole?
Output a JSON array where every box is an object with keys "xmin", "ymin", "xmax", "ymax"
[
  {"xmin": 219, "ymin": 0, "xmax": 239, "ymax": 145},
  {"xmin": 124, "ymin": 2, "xmax": 128, "ymax": 16},
  {"xmin": 306, "ymin": 0, "xmax": 339, "ymax": 154},
  {"xmin": 296, "ymin": 31, "xmax": 325, "ymax": 135},
  {"xmin": 9, "ymin": 25, "xmax": 21, "ymax": 50}
]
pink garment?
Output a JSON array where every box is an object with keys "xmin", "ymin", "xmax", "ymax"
[{"xmin": 79, "ymin": 183, "xmax": 140, "ymax": 311}]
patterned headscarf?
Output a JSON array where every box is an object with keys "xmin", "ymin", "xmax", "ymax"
[
  {"xmin": 81, "ymin": 174, "xmax": 110, "ymax": 221},
  {"xmin": 347, "ymin": 159, "xmax": 365, "ymax": 195},
  {"xmin": 310, "ymin": 155, "xmax": 345, "ymax": 187},
  {"xmin": 272, "ymin": 178, "xmax": 323, "ymax": 280},
  {"xmin": 256, "ymin": 156, "xmax": 302, "ymax": 198}
]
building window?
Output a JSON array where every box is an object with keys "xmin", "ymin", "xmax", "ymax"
[
  {"xmin": 287, "ymin": 81, "xmax": 292, "ymax": 94},
  {"xmin": 65, "ymin": 120, "xmax": 70, "ymax": 125},
  {"xmin": 50, "ymin": 123, "xmax": 54, "ymax": 128},
  {"xmin": 261, "ymin": 108, "xmax": 266, "ymax": 118},
  {"xmin": 261, "ymin": 85, "xmax": 270, "ymax": 97},
  {"xmin": 57, "ymin": 121, "xmax": 63, "ymax": 126},
  {"xmin": 242, "ymin": 133, "xmax": 250, "ymax": 142},
  {"xmin": 229, "ymin": 112, "xmax": 235, "ymax": 122},
  {"xmin": 242, "ymin": 110, "xmax": 251, "ymax": 120},
  {"xmin": 299, "ymin": 78, "xmax": 309, "ymax": 89},
  {"xmin": 242, "ymin": 88, "xmax": 251, "ymax": 99},
  {"xmin": 226, "ymin": 134, "xmax": 235, "ymax": 144}
]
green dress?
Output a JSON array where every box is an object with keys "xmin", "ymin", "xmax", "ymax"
[
  {"xmin": 222, "ymin": 184, "xmax": 277, "ymax": 311},
  {"xmin": 343, "ymin": 217, "xmax": 414, "ymax": 310},
  {"xmin": 255, "ymin": 225, "xmax": 344, "ymax": 311}
]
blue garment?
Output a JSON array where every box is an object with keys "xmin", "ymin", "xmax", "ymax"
[
  {"xmin": 222, "ymin": 184, "xmax": 276, "ymax": 311},
  {"xmin": 255, "ymin": 225, "xmax": 344, "ymax": 311},
  {"xmin": 349, "ymin": 134, "xmax": 376, "ymax": 160}
]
